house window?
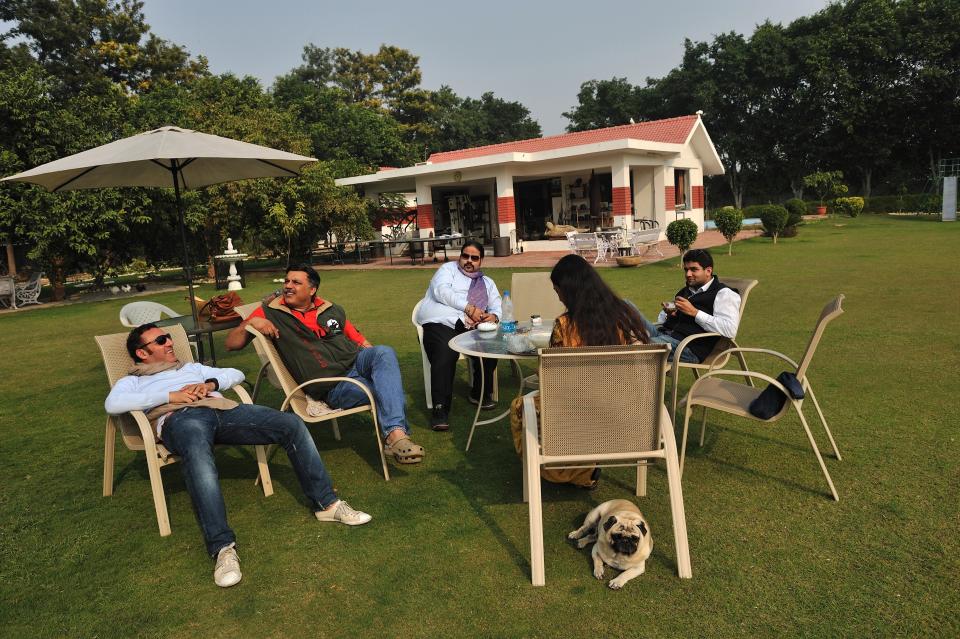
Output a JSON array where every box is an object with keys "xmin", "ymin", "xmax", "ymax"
[{"xmin": 674, "ymin": 170, "xmax": 689, "ymax": 209}]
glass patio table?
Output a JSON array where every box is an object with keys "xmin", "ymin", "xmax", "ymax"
[{"xmin": 448, "ymin": 325, "xmax": 543, "ymax": 451}]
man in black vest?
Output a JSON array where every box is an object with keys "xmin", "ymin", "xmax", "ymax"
[
  {"xmin": 639, "ymin": 249, "xmax": 741, "ymax": 363},
  {"xmin": 226, "ymin": 265, "xmax": 425, "ymax": 465}
]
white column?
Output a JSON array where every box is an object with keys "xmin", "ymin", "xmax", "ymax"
[
  {"xmin": 612, "ymin": 156, "xmax": 633, "ymax": 230},
  {"xmin": 495, "ymin": 169, "xmax": 516, "ymax": 249},
  {"xmin": 654, "ymin": 166, "xmax": 669, "ymax": 229}
]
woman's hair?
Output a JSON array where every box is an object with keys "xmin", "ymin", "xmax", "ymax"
[{"xmin": 550, "ymin": 254, "xmax": 649, "ymax": 346}]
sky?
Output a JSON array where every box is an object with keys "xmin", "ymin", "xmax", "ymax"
[{"xmin": 140, "ymin": 0, "xmax": 830, "ymax": 136}]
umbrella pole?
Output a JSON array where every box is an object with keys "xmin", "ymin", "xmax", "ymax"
[{"xmin": 172, "ymin": 163, "xmax": 201, "ymax": 327}]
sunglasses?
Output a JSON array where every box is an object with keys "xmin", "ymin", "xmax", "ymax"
[
  {"xmin": 460, "ymin": 253, "xmax": 481, "ymax": 262},
  {"xmin": 139, "ymin": 333, "xmax": 173, "ymax": 349}
]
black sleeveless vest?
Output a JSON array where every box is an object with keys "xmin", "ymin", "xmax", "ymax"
[
  {"xmin": 262, "ymin": 299, "xmax": 359, "ymax": 400},
  {"xmin": 662, "ymin": 277, "xmax": 732, "ymax": 362}
]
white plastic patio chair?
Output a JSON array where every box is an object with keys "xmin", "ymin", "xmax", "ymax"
[
  {"xmin": 119, "ymin": 301, "xmax": 183, "ymax": 327},
  {"xmin": 412, "ymin": 299, "xmax": 498, "ymax": 409}
]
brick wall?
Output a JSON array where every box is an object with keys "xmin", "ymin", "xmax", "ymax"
[
  {"xmin": 496, "ymin": 196, "xmax": 516, "ymax": 223},
  {"xmin": 416, "ymin": 203, "xmax": 434, "ymax": 229},
  {"xmin": 692, "ymin": 185, "xmax": 704, "ymax": 209},
  {"xmin": 612, "ymin": 186, "xmax": 632, "ymax": 216}
]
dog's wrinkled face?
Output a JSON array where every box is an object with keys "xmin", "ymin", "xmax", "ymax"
[{"xmin": 603, "ymin": 514, "xmax": 648, "ymax": 556}]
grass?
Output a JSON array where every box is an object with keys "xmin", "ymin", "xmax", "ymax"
[{"xmin": 0, "ymin": 215, "xmax": 957, "ymax": 638}]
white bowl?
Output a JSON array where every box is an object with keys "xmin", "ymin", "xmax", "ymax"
[
  {"xmin": 528, "ymin": 330, "xmax": 552, "ymax": 349},
  {"xmin": 477, "ymin": 321, "xmax": 498, "ymax": 332}
]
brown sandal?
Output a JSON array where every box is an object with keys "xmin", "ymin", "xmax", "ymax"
[{"xmin": 383, "ymin": 437, "xmax": 424, "ymax": 464}]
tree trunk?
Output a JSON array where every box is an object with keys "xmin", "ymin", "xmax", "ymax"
[
  {"xmin": 861, "ymin": 169, "xmax": 872, "ymax": 200},
  {"xmin": 50, "ymin": 256, "xmax": 67, "ymax": 301},
  {"xmin": 790, "ymin": 179, "xmax": 804, "ymax": 200},
  {"xmin": 4, "ymin": 240, "xmax": 15, "ymax": 277}
]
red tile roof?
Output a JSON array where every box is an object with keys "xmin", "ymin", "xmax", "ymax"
[{"xmin": 427, "ymin": 115, "xmax": 698, "ymax": 164}]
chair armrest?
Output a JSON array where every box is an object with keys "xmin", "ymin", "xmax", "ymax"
[
  {"xmin": 228, "ymin": 383, "xmax": 253, "ymax": 404},
  {"xmin": 522, "ymin": 390, "xmax": 541, "ymax": 451},
  {"xmin": 705, "ymin": 347, "xmax": 799, "ymax": 372},
  {"xmin": 670, "ymin": 332, "xmax": 722, "ymax": 381},
  {"xmin": 280, "ymin": 376, "xmax": 376, "ymax": 412}
]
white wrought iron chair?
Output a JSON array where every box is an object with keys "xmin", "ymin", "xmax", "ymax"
[{"xmin": 14, "ymin": 271, "xmax": 43, "ymax": 306}]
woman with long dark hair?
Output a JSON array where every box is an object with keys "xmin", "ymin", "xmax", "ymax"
[{"xmin": 510, "ymin": 254, "xmax": 649, "ymax": 488}]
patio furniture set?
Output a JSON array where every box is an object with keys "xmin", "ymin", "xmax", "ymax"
[
  {"xmin": 566, "ymin": 220, "xmax": 664, "ymax": 264},
  {"xmin": 96, "ymin": 275, "xmax": 845, "ymax": 587}
]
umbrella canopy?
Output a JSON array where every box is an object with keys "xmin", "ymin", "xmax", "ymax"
[
  {"xmin": 1, "ymin": 125, "xmax": 316, "ymax": 192},
  {"xmin": 1, "ymin": 126, "xmax": 317, "ymax": 332}
]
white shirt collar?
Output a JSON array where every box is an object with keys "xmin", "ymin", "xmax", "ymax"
[{"xmin": 689, "ymin": 277, "xmax": 715, "ymax": 295}]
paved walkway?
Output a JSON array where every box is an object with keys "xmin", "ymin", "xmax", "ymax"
[
  {"xmin": 0, "ymin": 229, "xmax": 762, "ymax": 314},
  {"xmin": 312, "ymin": 228, "xmax": 762, "ymax": 271}
]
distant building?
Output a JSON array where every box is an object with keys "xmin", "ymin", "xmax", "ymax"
[{"xmin": 337, "ymin": 114, "xmax": 724, "ymax": 251}]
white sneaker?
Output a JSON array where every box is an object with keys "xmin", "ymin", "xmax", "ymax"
[
  {"xmin": 214, "ymin": 544, "xmax": 242, "ymax": 588},
  {"xmin": 315, "ymin": 500, "xmax": 372, "ymax": 526}
]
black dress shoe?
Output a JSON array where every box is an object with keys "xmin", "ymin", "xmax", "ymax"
[
  {"xmin": 468, "ymin": 394, "xmax": 496, "ymax": 410},
  {"xmin": 430, "ymin": 405, "xmax": 449, "ymax": 431}
]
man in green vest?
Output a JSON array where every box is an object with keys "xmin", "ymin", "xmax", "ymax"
[{"xmin": 226, "ymin": 265, "xmax": 424, "ymax": 464}]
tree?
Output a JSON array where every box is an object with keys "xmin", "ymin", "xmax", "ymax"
[
  {"xmin": 712, "ymin": 208, "xmax": 743, "ymax": 255},
  {"xmin": 0, "ymin": 0, "xmax": 207, "ymax": 95},
  {"xmin": 803, "ymin": 170, "xmax": 848, "ymax": 207},
  {"xmin": 423, "ymin": 87, "xmax": 541, "ymax": 154},
  {"xmin": 665, "ymin": 219, "xmax": 698, "ymax": 264}
]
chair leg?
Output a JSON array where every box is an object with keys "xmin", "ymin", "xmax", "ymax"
[
  {"xmin": 661, "ymin": 422, "xmax": 693, "ymax": 578},
  {"xmin": 331, "ymin": 418, "xmax": 341, "ymax": 441},
  {"xmin": 794, "ymin": 402, "xmax": 839, "ymax": 501},
  {"xmin": 142, "ymin": 445, "xmax": 172, "ymax": 536},
  {"xmin": 680, "ymin": 402, "xmax": 695, "ymax": 477},
  {"xmin": 103, "ymin": 418, "xmax": 116, "ymax": 497},
  {"xmin": 254, "ymin": 445, "xmax": 273, "ymax": 496},
  {"xmin": 698, "ymin": 407, "xmax": 708, "ymax": 447},
  {"xmin": 523, "ymin": 418, "xmax": 545, "ymax": 586},
  {"xmin": 370, "ymin": 410, "xmax": 390, "ymax": 481},
  {"xmin": 806, "ymin": 384, "xmax": 842, "ymax": 461},
  {"xmin": 421, "ymin": 347, "xmax": 433, "ymax": 410},
  {"xmin": 636, "ymin": 463, "xmax": 647, "ymax": 497}
]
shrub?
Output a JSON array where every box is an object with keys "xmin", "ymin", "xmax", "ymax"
[
  {"xmin": 832, "ymin": 196, "xmax": 865, "ymax": 217},
  {"xmin": 666, "ymin": 218, "xmax": 698, "ymax": 264},
  {"xmin": 756, "ymin": 204, "xmax": 790, "ymax": 244},
  {"xmin": 783, "ymin": 198, "xmax": 806, "ymax": 223},
  {"xmin": 712, "ymin": 208, "xmax": 744, "ymax": 255},
  {"xmin": 864, "ymin": 193, "xmax": 941, "ymax": 213}
]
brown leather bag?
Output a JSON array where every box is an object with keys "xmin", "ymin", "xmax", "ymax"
[{"xmin": 195, "ymin": 291, "xmax": 243, "ymax": 322}]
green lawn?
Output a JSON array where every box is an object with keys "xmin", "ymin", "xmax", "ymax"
[{"xmin": 1, "ymin": 215, "xmax": 957, "ymax": 638}]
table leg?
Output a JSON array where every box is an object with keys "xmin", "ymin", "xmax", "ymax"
[{"xmin": 464, "ymin": 357, "xmax": 526, "ymax": 452}]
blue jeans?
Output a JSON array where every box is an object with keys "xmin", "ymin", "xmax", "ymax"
[
  {"xmin": 325, "ymin": 345, "xmax": 408, "ymax": 441},
  {"xmin": 638, "ymin": 315, "xmax": 701, "ymax": 363},
  {"xmin": 162, "ymin": 404, "xmax": 338, "ymax": 557}
]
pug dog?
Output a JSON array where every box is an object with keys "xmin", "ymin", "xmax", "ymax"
[{"xmin": 567, "ymin": 499, "xmax": 652, "ymax": 589}]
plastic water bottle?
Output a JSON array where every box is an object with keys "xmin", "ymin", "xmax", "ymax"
[{"xmin": 500, "ymin": 290, "xmax": 517, "ymax": 334}]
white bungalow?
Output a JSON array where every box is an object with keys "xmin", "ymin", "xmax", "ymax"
[{"xmin": 336, "ymin": 113, "xmax": 724, "ymax": 252}]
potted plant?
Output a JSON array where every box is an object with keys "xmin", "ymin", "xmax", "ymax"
[{"xmin": 802, "ymin": 170, "xmax": 848, "ymax": 216}]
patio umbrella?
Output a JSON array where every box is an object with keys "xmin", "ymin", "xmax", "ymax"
[{"xmin": 1, "ymin": 126, "xmax": 316, "ymax": 323}]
